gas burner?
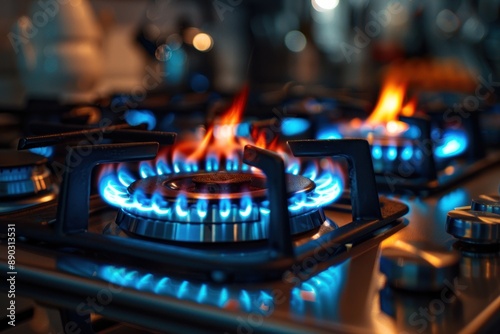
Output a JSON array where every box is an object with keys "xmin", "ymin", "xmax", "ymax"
[
  {"xmin": 0, "ymin": 149, "xmax": 56, "ymax": 213},
  {"xmin": 116, "ymin": 171, "xmax": 325, "ymax": 242},
  {"xmin": 99, "ymin": 85, "xmax": 344, "ymax": 244},
  {"xmin": 318, "ymin": 109, "xmax": 500, "ymax": 194}
]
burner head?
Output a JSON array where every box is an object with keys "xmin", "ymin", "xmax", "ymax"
[
  {"xmin": 0, "ymin": 150, "xmax": 53, "ymax": 197},
  {"xmin": 128, "ymin": 171, "xmax": 314, "ymax": 202},
  {"xmin": 0, "ymin": 150, "xmax": 56, "ymax": 212},
  {"xmin": 115, "ymin": 172, "xmax": 327, "ymax": 243},
  {"xmin": 192, "ymin": 172, "xmax": 253, "ymax": 193}
]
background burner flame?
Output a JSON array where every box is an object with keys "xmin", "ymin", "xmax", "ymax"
[
  {"xmin": 317, "ymin": 70, "xmax": 469, "ymax": 164},
  {"xmin": 368, "ymin": 79, "xmax": 408, "ymax": 124},
  {"xmin": 363, "ymin": 77, "xmax": 416, "ymax": 137}
]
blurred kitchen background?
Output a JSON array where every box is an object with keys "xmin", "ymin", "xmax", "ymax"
[{"xmin": 0, "ymin": 0, "xmax": 500, "ymax": 107}]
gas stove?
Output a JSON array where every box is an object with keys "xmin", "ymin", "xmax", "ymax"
[{"xmin": 0, "ymin": 89, "xmax": 499, "ymax": 334}]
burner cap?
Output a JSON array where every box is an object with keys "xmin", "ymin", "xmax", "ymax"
[
  {"xmin": 192, "ymin": 172, "xmax": 253, "ymax": 184},
  {"xmin": 0, "ymin": 150, "xmax": 54, "ymax": 198},
  {"xmin": 192, "ymin": 172, "xmax": 253, "ymax": 193},
  {"xmin": 128, "ymin": 172, "xmax": 315, "ymax": 202}
]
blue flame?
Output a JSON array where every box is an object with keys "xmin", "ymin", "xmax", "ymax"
[
  {"xmin": 281, "ymin": 118, "xmax": 310, "ymax": 136},
  {"xmin": 156, "ymin": 159, "xmax": 172, "ymax": 175},
  {"xmin": 98, "ymin": 265, "xmax": 273, "ymax": 313},
  {"xmin": 401, "ymin": 146, "xmax": 413, "ymax": 161},
  {"xmin": 302, "ymin": 164, "xmax": 317, "ymax": 180},
  {"xmin": 117, "ymin": 166, "xmax": 135, "ymax": 186},
  {"xmin": 286, "ymin": 160, "xmax": 301, "ymax": 175},
  {"xmin": 239, "ymin": 195, "xmax": 253, "ymax": 218},
  {"xmin": 124, "ymin": 110, "xmax": 157, "ymax": 130},
  {"xmin": 196, "ymin": 199, "xmax": 208, "ymax": 218},
  {"xmin": 386, "ymin": 146, "xmax": 397, "ymax": 161},
  {"xmin": 286, "ymin": 159, "xmax": 343, "ymax": 213},
  {"xmin": 435, "ymin": 129, "xmax": 468, "ymax": 159},
  {"xmin": 235, "ymin": 122, "xmax": 251, "ymax": 137},
  {"xmin": 205, "ymin": 154, "xmax": 219, "ymax": 172},
  {"xmin": 436, "ymin": 188, "xmax": 469, "ymax": 213},
  {"xmin": 219, "ymin": 198, "xmax": 231, "ymax": 219},
  {"xmin": 290, "ymin": 260, "xmax": 348, "ymax": 317},
  {"xmin": 225, "ymin": 156, "xmax": 239, "ymax": 171},
  {"xmin": 29, "ymin": 146, "xmax": 54, "ymax": 158},
  {"xmin": 173, "ymin": 155, "xmax": 199, "ymax": 173},
  {"xmin": 175, "ymin": 194, "xmax": 189, "ymax": 217},
  {"xmin": 372, "ymin": 145, "xmax": 383, "ymax": 160},
  {"xmin": 139, "ymin": 161, "xmax": 156, "ymax": 178},
  {"xmin": 316, "ymin": 127, "xmax": 342, "ymax": 140}
]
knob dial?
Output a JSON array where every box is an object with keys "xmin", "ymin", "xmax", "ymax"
[{"xmin": 446, "ymin": 209, "xmax": 500, "ymax": 245}]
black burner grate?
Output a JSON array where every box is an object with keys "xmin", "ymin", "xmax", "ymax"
[{"xmin": 1, "ymin": 137, "xmax": 408, "ymax": 282}]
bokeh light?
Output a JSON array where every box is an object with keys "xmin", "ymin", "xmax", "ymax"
[
  {"xmin": 311, "ymin": 0, "xmax": 339, "ymax": 12},
  {"xmin": 284, "ymin": 30, "xmax": 307, "ymax": 52},
  {"xmin": 193, "ymin": 33, "xmax": 213, "ymax": 52}
]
